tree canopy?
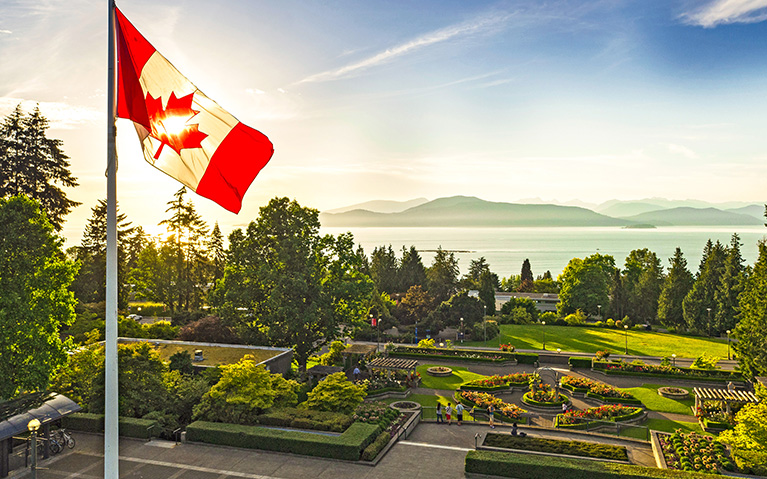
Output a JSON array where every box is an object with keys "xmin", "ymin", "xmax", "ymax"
[{"xmin": 0, "ymin": 196, "xmax": 78, "ymax": 399}]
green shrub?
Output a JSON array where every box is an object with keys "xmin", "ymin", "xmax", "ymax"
[
  {"xmin": 257, "ymin": 407, "xmax": 353, "ymax": 432},
  {"xmin": 303, "ymin": 372, "xmax": 366, "ymax": 413},
  {"xmin": 564, "ymin": 310, "xmax": 586, "ymax": 326},
  {"xmin": 319, "ymin": 341, "xmax": 347, "ymax": 366},
  {"xmin": 62, "ymin": 413, "xmax": 159, "ymax": 439},
  {"xmin": 465, "ymin": 450, "xmax": 716, "ymax": 479},
  {"xmin": 186, "ymin": 420, "xmax": 379, "ymax": 460},
  {"xmin": 568, "ymin": 357, "xmax": 592, "ymax": 369},
  {"xmin": 484, "ymin": 433, "xmax": 628, "ymax": 461},
  {"xmin": 417, "ymin": 338, "xmax": 436, "ymax": 348},
  {"xmin": 361, "ymin": 430, "xmax": 391, "ymax": 461}
]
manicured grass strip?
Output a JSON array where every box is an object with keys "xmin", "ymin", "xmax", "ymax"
[
  {"xmin": 416, "ymin": 364, "xmax": 486, "ymax": 390},
  {"xmin": 466, "ymin": 324, "xmax": 728, "ymax": 359},
  {"xmin": 644, "ymin": 418, "xmax": 708, "ymax": 435},
  {"xmin": 465, "ymin": 450, "xmax": 717, "ymax": 479},
  {"xmin": 484, "ymin": 433, "xmax": 629, "ymax": 461},
  {"xmin": 621, "ymin": 384, "xmax": 693, "ymax": 416}
]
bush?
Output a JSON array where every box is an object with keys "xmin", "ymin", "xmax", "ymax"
[
  {"xmin": 417, "ymin": 338, "xmax": 436, "ymax": 348},
  {"xmin": 539, "ymin": 311, "xmax": 558, "ymax": 322},
  {"xmin": 361, "ymin": 430, "xmax": 391, "ymax": 461},
  {"xmin": 63, "ymin": 413, "xmax": 159, "ymax": 439},
  {"xmin": 564, "ymin": 310, "xmax": 586, "ymax": 326},
  {"xmin": 473, "ymin": 320, "xmax": 500, "ymax": 341},
  {"xmin": 257, "ymin": 407, "xmax": 353, "ymax": 432},
  {"xmin": 690, "ymin": 354, "xmax": 720, "ymax": 370},
  {"xmin": 303, "ymin": 372, "xmax": 366, "ymax": 413},
  {"xmin": 606, "ymin": 318, "xmax": 615, "ymax": 327},
  {"xmin": 178, "ymin": 315, "xmax": 239, "ymax": 343},
  {"xmin": 568, "ymin": 357, "xmax": 592, "ymax": 369},
  {"xmin": 187, "ymin": 420, "xmax": 380, "ymax": 460},
  {"xmin": 319, "ymin": 340, "xmax": 347, "ymax": 366},
  {"xmin": 465, "ymin": 450, "xmax": 717, "ymax": 479}
]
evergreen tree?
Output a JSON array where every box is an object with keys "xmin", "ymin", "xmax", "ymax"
[
  {"xmin": 733, "ymin": 240, "xmax": 767, "ymax": 379},
  {"xmin": 69, "ymin": 199, "xmax": 137, "ymax": 309},
  {"xmin": 208, "ymin": 222, "xmax": 226, "ymax": 283},
  {"xmin": 623, "ymin": 248, "xmax": 664, "ymax": 323},
  {"xmin": 0, "ymin": 105, "xmax": 80, "ymax": 230},
  {"xmin": 657, "ymin": 247, "xmax": 694, "ymax": 329},
  {"xmin": 518, "ymin": 259, "xmax": 534, "ymax": 292},
  {"xmin": 478, "ymin": 271, "xmax": 496, "ymax": 315},
  {"xmin": 369, "ymin": 245, "xmax": 399, "ymax": 294},
  {"xmin": 683, "ymin": 241, "xmax": 726, "ymax": 335},
  {"xmin": 427, "ymin": 246, "xmax": 459, "ymax": 303},
  {"xmin": 160, "ymin": 187, "xmax": 210, "ymax": 311},
  {"xmin": 398, "ymin": 245, "xmax": 427, "ymax": 292},
  {"xmin": 609, "ymin": 268, "xmax": 626, "ymax": 320},
  {"xmin": 714, "ymin": 233, "xmax": 745, "ymax": 335}
]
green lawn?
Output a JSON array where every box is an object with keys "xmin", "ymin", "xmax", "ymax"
[
  {"xmin": 644, "ymin": 418, "xmax": 708, "ymax": 435},
  {"xmin": 464, "ymin": 324, "xmax": 728, "ymax": 359},
  {"xmin": 416, "ymin": 364, "xmax": 486, "ymax": 390},
  {"xmin": 621, "ymin": 384, "xmax": 694, "ymax": 416}
]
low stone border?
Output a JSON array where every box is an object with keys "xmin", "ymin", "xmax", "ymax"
[
  {"xmin": 365, "ymin": 389, "xmax": 411, "ymax": 400},
  {"xmin": 657, "ymin": 387, "xmax": 689, "ymax": 400},
  {"xmin": 426, "ymin": 366, "xmax": 453, "ymax": 377}
]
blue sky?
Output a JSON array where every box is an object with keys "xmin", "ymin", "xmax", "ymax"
[{"xmin": 2, "ymin": 0, "xmax": 767, "ymax": 245}]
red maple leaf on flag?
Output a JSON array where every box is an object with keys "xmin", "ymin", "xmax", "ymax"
[{"xmin": 145, "ymin": 92, "xmax": 208, "ymax": 159}]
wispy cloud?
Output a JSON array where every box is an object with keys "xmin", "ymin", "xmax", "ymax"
[
  {"xmin": 682, "ymin": 0, "xmax": 767, "ymax": 27},
  {"xmin": 296, "ymin": 11, "xmax": 514, "ymax": 84},
  {"xmin": 0, "ymin": 97, "xmax": 100, "ymax": 129},
  {"xmin": 667, "ymin": 143, "xmax": 699, "ymax": 159},
  {"xmin": 0, "ymin": 29, "xmax": 11, "ymax": 35}
]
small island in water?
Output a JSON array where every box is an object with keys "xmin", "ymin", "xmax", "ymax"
[{"xmin": 623, "ymin": 224, "xmax": 657, "ymax": 229}]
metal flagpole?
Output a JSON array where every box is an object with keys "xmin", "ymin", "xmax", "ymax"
[{"xmin": 105, "ymin": 1, "xmax": 120, "ymax": 477}]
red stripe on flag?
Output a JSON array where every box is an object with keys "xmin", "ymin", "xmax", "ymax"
[
  {"xmin": 195, "ymin": 122, "xmax": 274, "ymax": 213},
  {"xmin": 115, "ymin": 7, "xmax": 156, "ymax": 130}
]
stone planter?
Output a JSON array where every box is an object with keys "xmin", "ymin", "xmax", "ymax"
[
  {"xmin": 658, "ymin": 387, "xmax": 689, "ymax": 400},
  {"xmin": 426, "ymin": 366, "xmax": 453, "ymax": 377},
  {"xmin": 390, "ymin": 401, "xmax": 421, "ymax": 414}
]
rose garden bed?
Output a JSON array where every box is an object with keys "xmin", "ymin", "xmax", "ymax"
[
  {"xmin": 456, "ymin": 390, "xmax": 527, "ymax": 423},
  {"xmin": 555, "ymin": 404, "xmax": 644, "ymax": 429}
]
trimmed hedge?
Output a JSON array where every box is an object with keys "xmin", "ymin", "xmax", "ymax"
[
  {"xmin": 361, "ymin": 430, "xmax": 391, "ymax": 461},
  {"xmin": 186, "ymin": 420, "xmax": 380, "ymax": 461},
  {"xmin": 701, "ymin": 418, "xmax": 733, "ymax": 430},
  {"xmin": 515, "ymin": 352, "xmax": 539, "ymax": 364},
  {"xmin": 465, "ymin": 450, "xmax": 717, "ymax": 479},
  {"xmin": 522, "ymin": 392, "xmax": 568, "ymax": 407},
  {"xmin": 592, "ymin": 361, "xmax": 743, "ymax": 381},
  {"xmin": 560, "ymin": 383, "xmax": 589, "ymax": 394},
  {"xmin": 63, "ymin": 413, "xmax": 159, "ymax": 439},
  {"xmin": 257, "ymin": 407, "xmax": 353, "ymax": 432},
  {"xmin": 568, "ymin": 357, "xmax": 593, "ymax": 369},
  {"xmin": 483, "ymin": 433, "xmax": 628, "ymax": 461}
]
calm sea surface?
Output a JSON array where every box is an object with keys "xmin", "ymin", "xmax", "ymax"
[{"xmin": 320, "ymin": 226, "xmax": 767, "ymax": 278}]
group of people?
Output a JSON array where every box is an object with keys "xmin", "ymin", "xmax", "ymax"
[{"xmin": 435, "ymin": 402, "xmax": 497, "ymax": 428}]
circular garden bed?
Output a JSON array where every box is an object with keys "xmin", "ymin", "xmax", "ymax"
[
  {"xmin": 426, "ymin": 366, "xmax": 453, "ymax": 377},
  {"xmin": 658, "ymin": 387, "xmax": 689, "ymax": 400},
  {"xmin": 522, "ymin": 391, "xmax": 569, "ymax": 408},
  {"xmin": 390, "ymin": 401, "xmax": 421, "ymax": 412}
]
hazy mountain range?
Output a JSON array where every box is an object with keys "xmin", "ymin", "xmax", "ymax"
[{"xmin": 320, "ymin": 196, "xmax": 765, "ymax": 228}]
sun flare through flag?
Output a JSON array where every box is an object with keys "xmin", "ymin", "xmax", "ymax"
[{"xmin": 114, "ymin": 6, "xmax": 274, "ymax": 213}]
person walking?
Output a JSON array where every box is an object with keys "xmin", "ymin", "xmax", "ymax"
[
  {"xmin": 446, "ymin": 402, "xmax": 453, "ymax": 425},
  {"xmin": 487, "ymin": 404, "xmax": 495, "ymax": 428},
  {"xmin": 455, "ymin": 402, "xmax": 465, "ymax": 425},
  {"xmin": 436, "ymin": 402, "xmax": 443, "ymax": 423}
]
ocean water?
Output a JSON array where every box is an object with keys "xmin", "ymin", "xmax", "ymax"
[{"xmin": 320, "ymin": 226, "xmax": 767, "ymax": 278}]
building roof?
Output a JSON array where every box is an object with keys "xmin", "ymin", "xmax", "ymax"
[
  {"xmin": 0, "ymin": 392, "xmax": 81, "ymax": 441},
  {"xmin": 306, "ymin": 365, "xmax": 344, "ymax": 377}
]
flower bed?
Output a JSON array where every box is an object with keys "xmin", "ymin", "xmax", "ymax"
[
  {"xmin": 457, "ymin": 390, "xmax": 527, "ymax": 422},
  {"xmin": 460, "ymin": 373, "xmax": 533, "ymax": 391},
  {"xmin": 658, "ymin": 387, "xmax": 689, "ymax": 400},
  {"xmin": 658, "ymin": 430, "xmax": 735, "ymax": 474},
  {"xmin": 592, "ymin": 360, "xmax": 743, "ymax": 381},
  {"xmin": 560, "ymin": 376, "xmax": 639, "ymax": 404},
  {"xmin": 695, "ymin": 402, "xmax": 737, "ymax": 430},
  {"xmin": 522, "ymin": 383, "xmax": 568, "ymax": 407},
  {"xmin": 556, "ymin": 404, "xmax": 643, "ymax": 428}
]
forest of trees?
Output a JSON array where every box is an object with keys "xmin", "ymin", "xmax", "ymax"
[{"xmin": 3, "ymin": 105, "xmax": 767, "ymax": 403}]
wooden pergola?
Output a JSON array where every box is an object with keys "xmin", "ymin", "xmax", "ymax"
[
  {"xmin": 367, "ymin": 357, "xmax": 418, "ymax": 374},
  {"xmin": 693, "ymin": 387, "xmax": 760, "ymax": 415}
]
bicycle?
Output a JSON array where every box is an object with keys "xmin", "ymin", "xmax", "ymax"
[{"xmin": 53, "ymin": 429, "xmax": 76, "ymax": 449}]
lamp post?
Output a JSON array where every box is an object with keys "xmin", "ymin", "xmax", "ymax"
[
  {"xmin": 415, "ymin": 320, "xmax": 418, "ymax": 345},
  {"xmin": 597, "ymin": 304, "xmax": 601, "ymax": 320},
  {"xmin": 726, "ymin": 330, "xmax": 731, "ymax": 360},
  {"xmin": 706, "ymin": 307, "xmax": 712, "ymax": 337},
  {"xmin": 28, "ymin": 418, "xmax": 41, "ymax": 479},
  {"xmin": 483, "ymin": 305, "xmax": 487, "ymax": 346},
  {"xmin": 460, "ymin": 317, "xmax": 464, "ymax": 344},
  {"xmin": 672, "ymin": 353, "xmax": 676, "ymax": 368},
  {"xmin": 624, "ymin": 324, "xmax": 629, "ymax": 355},
  {"xmin": 542, "ymin": 321, "xmax": 546, "ymax": 350}
]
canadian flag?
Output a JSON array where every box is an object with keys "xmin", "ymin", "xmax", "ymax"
[{"xmin": 114, "ymin": 7, "xmax": 273, "ymax": 213}]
